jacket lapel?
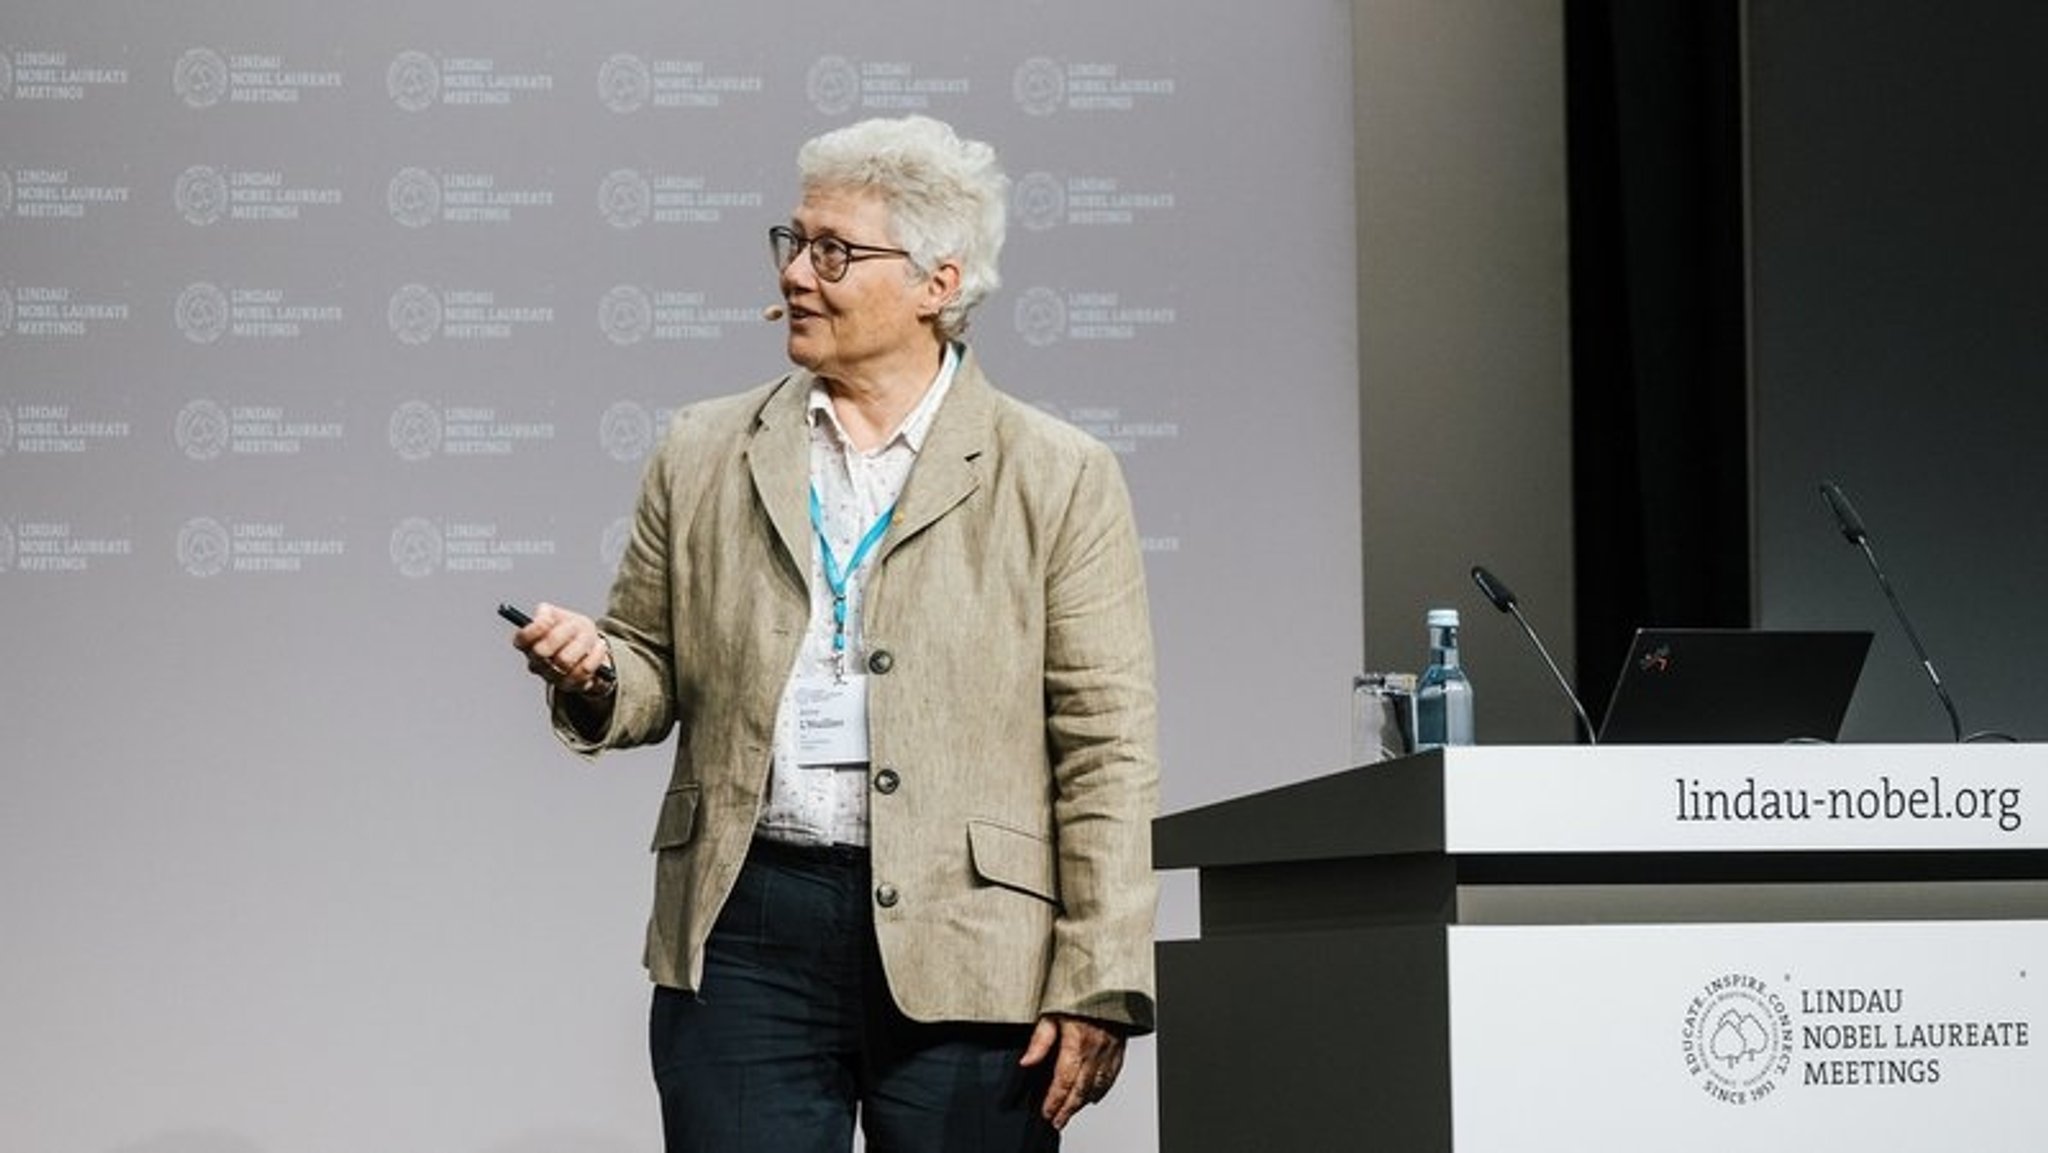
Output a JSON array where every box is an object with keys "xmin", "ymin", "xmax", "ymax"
[
  {"xmin": 881, "ymin": 352, "xmax": 992, "ymax": 562},
  {"xmin": 744, "ymin": 373, "xmax": 814, "ymax": 589}
]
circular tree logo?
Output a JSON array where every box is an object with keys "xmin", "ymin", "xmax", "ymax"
[
  {"xmin": 599, "ymin": 400, "xmax": 653, "ymax": 462},
  {"xmin": 388, "ymin": 284, "xmax": 442, "ymax": 345},
  {"xmin": 175, "ymin": 282, "xmax": 230, "ymax": 344},
  {"xmin": 1014, "ymin": 286, "xmax": 1066, "ymax": 347},
  {"xmin": 599, "ymin": 168, "xmax": 651, "ymax": 230},
  {"xmin": 806, "ymin": 55, "xmax": 860, "ymax": 116},
  {"xmin": 0, "ymin": 286, "xmax": 13, "ymax": 336},
  {"xmin": 388, "ymin": 400, "xmax": 442, "ymax": 462},
  {"xmin": 0, "ymin": 523, "xmax": 14, "ymax": 573},
  {"xmin": 387, "ymin": 51, "xmax": 440, "ymax": 112},
  {"xmin": 177, "ymin": 516, "xmax": 231, "ymax": 578},
  {"xmin": 1013, "ymin": 171, "xmax": 1066, "ymax": 232},
  {"xmin": 0, "ymin": 52, "xmax": 14, "ymax": 101},
  {"xmin": 1013, "ymin": 57, "xmax": 1066, "ymax": 117},
  {"xmin": 0, "ymin": 171, "xmax": 14, "ymax": 217},
  {"xmin": 0, "ymin": 408, "xmax": 13, "ymax": 453},
  {"xmin": 389, "ymin": 516, "xmax": 444, "ymax": 578},
  {"xmin": 174, "ymin": 48, "xmax": 229, "ymax": 109},
  {"xmin": 1681, "ymin": 973, "xmax": 1791, "ymax": 1106},
  {"xmin": 599, "ymin": 285, "xmax": 653, "ymax": 345},
  {"xmin": 598, "ymin": 53, "xmax": 651, "ymax": 113},
  {"xmin": 175, "ymin": 398, "xmax": 231, "ymax": 461},
  {"xmin": 175, "ymin": 165, "xmax": 228, "ymax": 226},
  {"xmin": 387, "ymin": 167, "xmax": 441, "ymax": 228}
]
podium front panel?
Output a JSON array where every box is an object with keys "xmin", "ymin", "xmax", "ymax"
[{"xmin": 1447, "ymin": 920, "xmax": 2048, "ymax": 1151}]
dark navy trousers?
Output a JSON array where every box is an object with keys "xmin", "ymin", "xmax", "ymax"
[{"xmin": 650, "ymin": 838, "xmax": 1059, "ymax": 1153}]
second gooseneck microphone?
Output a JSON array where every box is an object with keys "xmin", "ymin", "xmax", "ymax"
[
  {"xmin": 1819, "ymin": 480, "xmax": 1965, "ymax": 743},
  {"xmin": 1471, "ymin": 565, "xmax": 1598, "ymax": 744}
]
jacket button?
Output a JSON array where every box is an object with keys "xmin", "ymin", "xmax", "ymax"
[
  {"xmin": 867, "ymin": 649, "xmax": 894, "ymax": 675},
  {"xmin": 875, "ymin": 884, "xmax": 899, "ymax": 908},
  {"xmin": 874, "ymin": 767, "xmax": 900, "ymax": 794}
]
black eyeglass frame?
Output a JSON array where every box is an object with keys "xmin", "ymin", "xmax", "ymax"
[{"xmin": 768, "ymin": 224, "xmax": 914, "ymax": 283}]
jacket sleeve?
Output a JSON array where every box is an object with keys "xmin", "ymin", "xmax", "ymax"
[
  {"xmin": 550, "ymin": 412, "xmax": 688, "ymax": 757},
  {"xmin": 1038, "ymin": 438, "xmax": 1161, "ymax": 1033}
]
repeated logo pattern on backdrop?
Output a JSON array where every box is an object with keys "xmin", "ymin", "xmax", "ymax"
[
  {"xmin": 0, "ymin": 9, "xmax": 1364, "ymax": 1152},
  {"xmin": 0, "ymin": 21, "xmax": 1229, "ymax": 584}
]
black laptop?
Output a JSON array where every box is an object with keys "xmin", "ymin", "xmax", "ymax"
[{"xmin": 1596, "ymin": 628, "xmax": 1873, "ymax": 744}]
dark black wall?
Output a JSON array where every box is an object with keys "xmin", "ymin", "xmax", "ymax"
[
  {"xmin": 1567, "ymin": 0, "xmax": 1750, "ymax": 717},
  {"xmin": 1748, "ymin": 0, "xmax": 2048, "ymax": 741},
  {"xmin": 1568, "ymin": 0, "xmax": 2045, "ymax": 743}
]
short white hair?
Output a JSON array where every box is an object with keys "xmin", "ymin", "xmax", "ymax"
[{"xmin": 797, "ymin": 115, "xmax": 1008, "ymax": 339}]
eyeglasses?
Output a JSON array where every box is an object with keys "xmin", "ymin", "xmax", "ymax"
[{"xmin": 769, "ymin": 225, "xmax": 913, "ymax": 283}]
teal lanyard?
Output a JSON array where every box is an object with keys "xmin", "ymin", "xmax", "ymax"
[{"xmin": 809, "ymin": 485, "xmax": 895, "ymax": 656}]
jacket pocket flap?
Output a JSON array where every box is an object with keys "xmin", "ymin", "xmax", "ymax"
[
  {"xmin": 650, "ymin": 785, "xmax": 701, "ymax": 851},
  {"xmin": 967, "ymin": 819, "xmax": 1058, "ymax": 904}
]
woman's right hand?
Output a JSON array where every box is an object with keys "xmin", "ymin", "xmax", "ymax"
[{"xmin": 510, "ymin": 602, "xmax": 615, "ymax": 699}]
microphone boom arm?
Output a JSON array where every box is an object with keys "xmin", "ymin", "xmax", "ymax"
[
  {"xmin": 1821, "ymin": 481, "xmax": 1965, "ymax": 744},
  {"xmin": 1851, "ymin": 534, "xmax": 1965, "ymax": 743},
  {"xmin": 1470, "ymin": 565, "xmax": 1598, "ymax": 744},
  {"xmin": 1506, "ymin": 599, "xmax": 1599, "ymax": 744}
]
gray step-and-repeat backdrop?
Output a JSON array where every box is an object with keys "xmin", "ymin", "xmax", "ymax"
[{"xmin": 1, "ymin": 3, "xmax": 1362, "ymax": 1151}]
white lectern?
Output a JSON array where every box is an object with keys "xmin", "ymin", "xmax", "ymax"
[{"xmin": 1153, "ymin": 745, "xmax": 2048, "ymax": 1152}]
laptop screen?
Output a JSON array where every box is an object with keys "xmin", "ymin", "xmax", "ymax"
[{"xmin": 1596, "ymin": 628, "xmax": 1873, "ymax": 744}]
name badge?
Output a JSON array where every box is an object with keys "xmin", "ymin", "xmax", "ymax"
[{"xmin": 795, "ymin": 674, "xmax": 870, "ymax": 766}]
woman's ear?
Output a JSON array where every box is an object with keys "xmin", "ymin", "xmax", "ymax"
[{"xmin": 920, "ymin": 259, "xmax": 963, "ymax": 319}]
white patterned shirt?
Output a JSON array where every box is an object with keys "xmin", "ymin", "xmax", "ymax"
[{"xmin": 754, "ymin": 343, "xmax": 961, "ymax": 848}]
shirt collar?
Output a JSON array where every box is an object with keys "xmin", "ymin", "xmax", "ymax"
[{"xmin": 806, "ymin": 341, "xmax": 962, "ymax": 454}]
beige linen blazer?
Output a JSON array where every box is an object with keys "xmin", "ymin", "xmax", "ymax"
[{"xmin": 555, "ymin": 350, "xmax": 1159, "ymax": 1032}]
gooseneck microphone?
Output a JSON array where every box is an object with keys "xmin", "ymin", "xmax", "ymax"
[
  {"xmin": 1818, "ymin": 480, "xmax": 1964, "ymax": 743},
  {"xmin": 1470, "ymin": 565, "xmax": 1598, "ymax": 744},
  {"xmin": 761, "ymin": 304, "xmax": 787, "ymax": 321}
]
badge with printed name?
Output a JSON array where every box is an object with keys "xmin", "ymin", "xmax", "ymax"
[{"xmin": 795, "ymin": 674, "xmax": 870, "ymax": 765}]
